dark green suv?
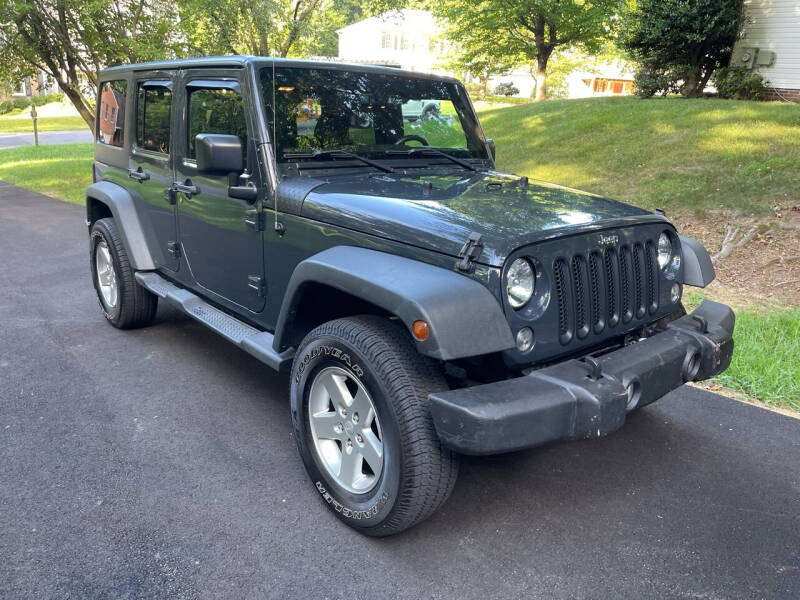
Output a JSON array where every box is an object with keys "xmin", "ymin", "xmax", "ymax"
[{"xmin": 86, "ymin": 56, "xmax": 734, "ymax": 536}]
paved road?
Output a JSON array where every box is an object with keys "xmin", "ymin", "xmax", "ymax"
[
  {"xmin": 1, "ymin": 182, "xmax": 799, "ymax": 599},
  {"xmin": 0, "ymin": 129, "xmax": 92, "ymax": 149}
]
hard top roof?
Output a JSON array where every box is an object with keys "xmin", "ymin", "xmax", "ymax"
[{"xmin": 99, "ymin": 56, "xmax": 459, "ymax": 84}]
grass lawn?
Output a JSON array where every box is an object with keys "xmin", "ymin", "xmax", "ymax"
[
  {"xmin": 0, "ymin": 114, "xmax": 87, "ymax": 134},
  {"xmin": 479, "ymin": 96, "xmax": 800, "ymax": 216},
  {"xmin": 0, "ymin": 143, "xmax": 92, "ymax": 205}
]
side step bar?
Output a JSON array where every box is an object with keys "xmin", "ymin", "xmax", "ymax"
[{"xmin": 135, "ymin": 271, "xmax": 294, "ymax": 372}]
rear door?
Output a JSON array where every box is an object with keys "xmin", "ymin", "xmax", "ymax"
[
  {"xmin": 129, "ymin": 72, "xmax": 179, "ymax": 271},
  {"xmin": 174, "ymin": 69, "xmax": 265, "ymax": 312}
]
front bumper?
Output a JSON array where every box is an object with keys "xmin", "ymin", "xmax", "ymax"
[{"xmin": 428, "ymin": 300, "xmax": 735, "ymax": 455}]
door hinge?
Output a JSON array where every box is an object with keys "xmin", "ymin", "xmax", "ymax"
[
  {"xmin": 167, "ymin": 241, "xmax": 181, "ymax": 259},
  {"xmin": 245, "ymin": 208, "xmax": 265, "ymax": 231},
  {"xmin": 456, "ymin": 232, "xmax": 483, "ymax": 272},
  {"xmin": 164, "ymin": 187, "xmax": 177, "ymax": 205},
  {"xmin": 248, "ymin": 275, "xmax": 266, "ymax": 296}
]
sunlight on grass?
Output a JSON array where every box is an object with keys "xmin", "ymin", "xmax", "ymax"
[
  {"xmin": 480, "ymin": 96, "xmax": 800, "ymax": 216},
  {"xmin": 0, "ymin": 115, "xmax": 87, "ymax": 134},
  {"xmin": 0, "ymin": 143, "xmax": 93, "ymax": 205}
]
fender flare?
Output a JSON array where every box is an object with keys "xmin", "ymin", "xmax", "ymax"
[
  {"xmin": 86, "ymin": 181, "xmax": 155, "ymax": 271},
  {"xmin": 679, "ymin": 235, "xmax": 715, "ymax": 288},
  {"xmin": 274, "ymin": 246, "xmax": 515, "ymax": 360}
]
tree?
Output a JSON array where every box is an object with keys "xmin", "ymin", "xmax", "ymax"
[
  {"xmin": 618, "ymin": 0, "xmax": 745, "ymax": 98},
  {"xmin": 0, "ymin": 0, "xmax": 180, "ymax": 128},
  {"xmin": 179, "ymin": 0, "xmax": 334, "ymax": 58},
  {"xmin": 433, "ymin": 0, "xmax": 616, "ymax": 102}
]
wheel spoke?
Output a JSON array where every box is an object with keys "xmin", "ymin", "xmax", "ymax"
[
  {"xmin": 359, "ymin": 430, "xmax": 383, "ymax": 475},
  {"xmin": 350, "ymin": 387, "xmax": 372, "ymax": 418},
  {"xmin": 320, "ymin": 370, "xmax": 353, "ymax": 410},
  {"xmin": 338, "ymin": 446, "xmax": 362, "ymax": 487},
  {"xmin": 310, "ymin": 410, "xmax": 341, "ymax": 440}
]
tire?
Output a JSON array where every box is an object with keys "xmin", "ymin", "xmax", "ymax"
[
  {"xmin": 290, "ymin": 315, "xmax": 459, "ymax": 536},
  {"xmin": 90, "ymin": 218, "xmax": 158, "ymax": 329}
]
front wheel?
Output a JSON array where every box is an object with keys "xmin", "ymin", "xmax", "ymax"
[{"xmin": 290, "ymin": 315, "xmax": 458, "ymax": 536}]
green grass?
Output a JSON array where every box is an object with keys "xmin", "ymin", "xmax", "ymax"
[
  {"xmin": 0, "ymin": 114, "xmax": 87, "ymax": 134},
  {"xmin": 480, "ymin": 96, "xmax": 800, "ymax": 216},
  {"xmin": 684, "ymin": 291, "xmax": 799, "ymax": 410},
  {"xmin": 717, "ymin": 308, "xmax": 800, "ymax": 410},
  {"xmin": 0, "ymin": 143, "xmax": 92, "ymax": 205}
]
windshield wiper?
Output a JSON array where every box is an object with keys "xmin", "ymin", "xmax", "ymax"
[
  {"xmin": 283, "ymin": 149, "xmax": 395, "ymax": 173},
  {"xmin": 384, "ymin": 148, "xmax": 477, "ymax": 172}
]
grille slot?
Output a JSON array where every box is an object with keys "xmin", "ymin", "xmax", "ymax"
[{"xmin": 553, "ymin": 232, "xmax": 660, "ymax": 346}]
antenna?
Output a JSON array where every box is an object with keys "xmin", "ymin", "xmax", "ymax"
[{"xmin": 271, "ymin": 52, "xmax": 283, "ymax": 234}]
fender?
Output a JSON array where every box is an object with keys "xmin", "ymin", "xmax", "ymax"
[
  {"xmin": 274, "ymin": 246, "xmax": 515, "ymax": 360},
  {"xmin": 679, "ymin": 235, "xmax": 715, "ymax": 288},
  {"xmin": 86, "ymin": 181, "xmax": 155, "ymax": 271}
]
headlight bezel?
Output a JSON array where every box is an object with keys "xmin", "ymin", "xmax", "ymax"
[
  {"xmin": 657, "ymin": 231, "xmax": 672, "ymax": 269},
  {"xmin": 505, "ymin": 257, "xmax": 535, "ymax": 309}
]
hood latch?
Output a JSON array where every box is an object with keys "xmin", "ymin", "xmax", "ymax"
[{"xmin": 456, "ymin": 232, "xmax": 483, "ymax": 272}]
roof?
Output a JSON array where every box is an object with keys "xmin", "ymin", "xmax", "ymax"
[{"xmin": 99, "ymin": 55, "xmax": 459, "ymax": 84}]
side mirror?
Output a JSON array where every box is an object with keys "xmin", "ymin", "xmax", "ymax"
[
  {"xmin": 486, "ymin": 138, "xmax": 496, "ymax": 161},
  {"xmin": 196, "ymin": 133, "xmax": 243, "ymax": 174}
]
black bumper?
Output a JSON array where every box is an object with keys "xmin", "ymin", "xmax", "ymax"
[{"xmin": 428, "ymin": 300, "xmax": 735, "ymax": 455}]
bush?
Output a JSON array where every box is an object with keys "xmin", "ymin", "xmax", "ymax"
[
  {"xmin": 12, "ymin": 97, "xmax": 30, "ymax": 110},
  {"xmin": 713, "ymin": 67, "xmax": 766, "ymax": 100},
  {"xmin": 0, "ymin": 100, "xmax": 13, "ymax": 115},
  {"xmin": 493, "ymin": 82, "xmax": 520, "ymax": 97},
  {"xmin": 633, "ymin": 67, "xmax": 685, "ymax": 98}
]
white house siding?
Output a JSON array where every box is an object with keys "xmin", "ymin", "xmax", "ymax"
[{"xmin": 737, "ymin": 0, "xmax": 800, "ymax": 96}]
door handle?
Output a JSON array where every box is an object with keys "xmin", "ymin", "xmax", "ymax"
[
  {"xmin": 174, "ymin": 180, "xmax": 199, "ymax": 196},
  {"xmin": 128, "ymin": 168, "xmax": 150, "ymax": 182}
]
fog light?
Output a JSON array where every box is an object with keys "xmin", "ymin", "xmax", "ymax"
[
  {"xmin": 670, "ymin": 282, "xmax": 681, "ymax": 303},
  {"xmin": 515, "ymin": 327, "xmax": 534, "ymax": 352}
]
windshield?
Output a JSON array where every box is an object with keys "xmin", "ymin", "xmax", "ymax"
[{"xmin": 260, "ymin": 66, "xmax": 489, "ymax": 164}]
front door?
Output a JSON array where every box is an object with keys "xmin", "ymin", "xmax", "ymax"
[
  {"xmin": 174, "ymin": 70, "xmax": 265, "ymax": 313},
  {"xmin": 129, "ymin": 74, "xmax": 179, "ymax": 271}
]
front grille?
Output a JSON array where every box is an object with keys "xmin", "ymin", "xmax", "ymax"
[{"xmin": 554, "ymin": 237, "xmax": 660, "ymax": 345}]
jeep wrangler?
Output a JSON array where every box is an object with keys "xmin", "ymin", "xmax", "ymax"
[{"xmin": 86, "ymin": 57, "xmax": 734, "ymax": 536}]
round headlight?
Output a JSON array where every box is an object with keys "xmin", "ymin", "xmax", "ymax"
[
  {"xmin": 506, "ymin": 258, "xmax": 534, "ymax": 309},
  {"xmin": 657, "ymin": 232, "xmax": 672, "ymax": 268}
]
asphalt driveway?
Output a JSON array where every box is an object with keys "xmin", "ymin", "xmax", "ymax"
[{"xmin": 1, "ymin": 182, "xmax": 798, "ymax": 599}]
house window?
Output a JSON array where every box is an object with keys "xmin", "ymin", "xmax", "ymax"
[
  {"xmin": 400, "ymin": 33, "xmax": 410, "ymax": 50},
  {"xmin": 381, "ymin": 31, "xmax": 392, "ymax": 49},
  {"xmin": 96, "ymin": 80, "xmax": 127, "ymax": 147}
]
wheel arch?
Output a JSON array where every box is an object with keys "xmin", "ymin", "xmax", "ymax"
[
  {"xmin": 86, "ymin": 181, "xmax": 155, "ymax": 271},
  {"xmin": 273, "ymin": 246, "xmax": 515, "ymax": 361}
]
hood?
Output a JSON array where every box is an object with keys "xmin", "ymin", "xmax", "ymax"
[{"xmin": 293, "ymin": 171, "xmax": 664, "ymax": 267}]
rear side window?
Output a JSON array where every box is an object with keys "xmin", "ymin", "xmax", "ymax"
[
  {"xmin": 97, "ymin": 80, "xmax": 127, "ymax": 147},
  {"xmin": 187, "ymin": 87, "xmax": 247, "ymax": 159},
  {"xmin": 136, "ymin": 84, "xmax": 172, "ymax": 154}
]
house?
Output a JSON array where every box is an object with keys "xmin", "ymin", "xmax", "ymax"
[
  {"xmin": 98, "ymin": 82, "xmax": 125, "ymax": 146},
  {"xmin": 566, "ymin": 59, "xmax": 635, "ymax": 98},
  {"xmin": 337, "ymin": 9, "xmax": 448, "ymax": 74},
  {"xmin": 732, "ymin": 0, "xmax": 800, "ymax": 101}
]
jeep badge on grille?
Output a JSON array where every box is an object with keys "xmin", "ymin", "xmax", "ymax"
[{"xmin": 598, "ymin": 234, "xmax": 619, "ymax": 246}]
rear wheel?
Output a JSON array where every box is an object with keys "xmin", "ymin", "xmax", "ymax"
[
  {"xmin": 290, "ymin": 315, "xmax": 458, "ymax": 536},
  {"xmin": 90, "ymin": 218, "xmax": 157, "ymax": 329}
]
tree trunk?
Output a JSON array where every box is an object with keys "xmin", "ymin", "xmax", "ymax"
[
  {"xmin": 62, "ymin": 85, "xmax": 95, "ymax": 130},
  {"xmin": 534, "ymin": 50, "xmax": 552, "ymax": 102}
]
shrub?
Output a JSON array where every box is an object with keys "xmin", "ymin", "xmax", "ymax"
[
  {"xmin": 633, "ymin": 67, "xmax": 683, "ymax": 98},
  {"xmin": 713, "ymin": 67, "xmax": 766, "ymax": 100},
  {"xmin": 0, "ymin": 100, "xmax": 14, "ymax": 114},
  {"xmin": 30, "ymin": 92, "xmax": 65, "ymax": 107},
  {"xmin": 12, "ymin": 97, "xmax": 30, "ymax": 110},
  {"xmin": 493, "ymin": 82, "xmax": 520, "ymax": 97}
]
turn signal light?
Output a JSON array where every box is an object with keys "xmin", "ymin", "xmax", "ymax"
[{"xmin": 412, "ymin": 320, "xmax": 429, "ymax": 341}]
